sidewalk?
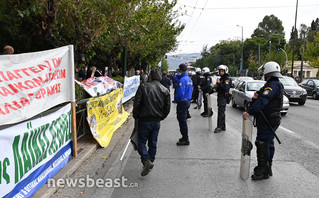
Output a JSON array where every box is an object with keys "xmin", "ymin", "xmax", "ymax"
[
  {"xmin": 107, "ymin": 94, "xmax": 319, "ymax": 197},
  {"xmin": 34, "ymin": 94, "xmax": 319, "ymax": 197}
]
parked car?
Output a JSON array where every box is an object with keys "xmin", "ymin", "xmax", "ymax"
[
  {"xmin": 279, "ymin": 76, "xmax": 307, "ymax": 105},
  {"xmin": 232, "ymin": 80, "xmax": 289, "ymax": 115},
  {"xmin": 229, "ymin": 77, "xmax": 237, "ymax": 88},
  {"xmin": 299, "ymin": 79, "xmax": 319, "ymax": 99},
  {"xmin": 233, "ymin": 76, "xmax": 254, "ymax": 88}
]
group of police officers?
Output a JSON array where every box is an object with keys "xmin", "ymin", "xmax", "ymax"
[{"xmin": 173, "ymin": 61, "xmax": 284, "ymax": 180}]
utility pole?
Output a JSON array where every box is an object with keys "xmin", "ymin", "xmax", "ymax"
[
  {"xmin": 291, "ymin": 0, "xmax": 299, "ymax": 77},
  {"xmin": 300, "ymin": 33, "xmax": 306, "ymax": 82},
  {"xmin": 237, "ymin": 25, "xmax": 244, "ymax": 75}
]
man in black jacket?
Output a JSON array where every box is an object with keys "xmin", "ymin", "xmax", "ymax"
[{"xmin": 133, "ymin": 68, "xmax": 171, "ymax": 176}]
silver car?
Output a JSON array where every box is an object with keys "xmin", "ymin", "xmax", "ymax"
[{"xmin": 232, "ymin": 80, "xmax": 289, "ymax": 115}]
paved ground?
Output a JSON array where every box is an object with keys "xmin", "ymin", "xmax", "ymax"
[
  {"xmin": 103, "ymin": 96, "xmax": 319, "ymax": 197},
  {"xmin": 35, "ymin": 94, "xmax": 319, "ymax": 198}
]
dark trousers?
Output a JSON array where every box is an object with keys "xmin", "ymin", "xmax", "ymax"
[
  {"xmin": 177, "ymin": 101, "xmax": 190, "ymax": 139},
  {"xmin": 203, "ymin": 94, "xmax": 208, "ymax": 113},
  {"xmin": 217, "ymin": 96, "xmax": 226, "ymax": 128},
  {"xmin": 256, "ymin": 117, "xmax": 279, "ymax": 167},
  {"xmin": 137, "ymin": 121, "xmax": 160, "ymax": 164}
]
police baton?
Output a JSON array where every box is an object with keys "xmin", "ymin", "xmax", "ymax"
[{"xmin": 260, "ymin": 111, "xmax": 281, "ymax": 144}]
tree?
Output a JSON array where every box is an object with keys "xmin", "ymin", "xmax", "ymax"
[
  {"xmin": 251, "ymin": 15, "xmax": 284, "ymax": 40},
  {"xmin": 304, "ymin": 32, "xmax": 319, "ymax": 68}
]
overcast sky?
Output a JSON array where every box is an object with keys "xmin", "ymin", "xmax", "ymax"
[{"xmin": 170, "ymin": 0, "xmax": 319, "ymax": 54}]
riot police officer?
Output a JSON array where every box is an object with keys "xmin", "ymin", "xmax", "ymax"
[
  {"xmin": 199, "ymin": 67, "xmax": 212, "ymax": 117},
  {"xmin": 214, "ymin": 65, "xmax": 231, "ymax": 133},
  {"xmin": 243, "ymin": 61, "xmax": 284, "ymax": 180},
  {"xmin": 193, "ymin": 68, "xmax": 203, "ymax": 108}
]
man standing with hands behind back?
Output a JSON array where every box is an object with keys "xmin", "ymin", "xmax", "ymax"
[{"xmin": 175, "ymin": 63, "xmax": 193, "ymax": 146}]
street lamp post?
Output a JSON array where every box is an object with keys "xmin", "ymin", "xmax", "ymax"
[
  {"xmin": 237, "ymin": 25, "xmax": 244, "ymax": 75},
  {"xmin": 291, "ymin": 0, "xmax": 299, "ymax": 77}
]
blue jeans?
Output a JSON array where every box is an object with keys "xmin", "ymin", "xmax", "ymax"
[
  {"xmin": 177, "ymin": 100, "xmax": 190, "ymax": 139},
  {"xmin": 137, "ymin": 121, "xmax": 160, "ymax": 164}
]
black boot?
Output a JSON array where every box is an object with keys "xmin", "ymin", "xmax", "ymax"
[{"xmin": 251, "ymin": 140, "xmax": 270, "ymax": 180}]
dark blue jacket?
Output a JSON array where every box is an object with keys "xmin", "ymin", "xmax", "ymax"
[
  {"xmin": 174, "ymin": 72, "xmax": 193, "ymax": 102},
  {"xmin": 247, "ymin": 78, "xmax": 283, "ymax": 116}
]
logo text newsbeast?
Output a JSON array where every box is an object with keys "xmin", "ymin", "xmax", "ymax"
[{"xmin": 48, "ymin": 176, "xmax": 138, "ymax": 188}]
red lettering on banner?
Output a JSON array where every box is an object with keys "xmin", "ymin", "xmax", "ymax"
[
  {"xmin": 52, "ymin": 57, "xmax": 62, "ymax": 68},
  {"xmin": 5, "ymin": 103, "xmax": 17, "ymax": 113},
  {"xmin": 0, "ymin": 108, "xmax": 6, "ymax": 115},
  {"xmin": 7, "ymin": 71, "xmax": 19, "ymax": 80},
  {"xmin": 12, "ymin": 101, "xmax": 22, "ymax": 109},
  {"xmin": 28, "ymin": 66, "xmax": 41, "ymax": 74},
  {"xmin": 28, "ymin": 93, "xmax": 34, "ymax": 100},
  {"xmin": 0, "ymin": 87, "xmax": 15, "ymax": 96},
  {"xmin": 21, "ymin": 97, "xmax": 31, "ymax": 107},
  {"xmin": 38, "ymin": 63, "xmax": 51, "ymax": 71},
  {"xmin": 21, "ymin": 68, "xmax": 30, "ymax": 76},
  {"xmin": 33, "ymin": 77, "xmax": 44, "ymax": 86},
  {"xmin": 35, "ymin": 88, "xmax": 46, "ymax": 99},
  {"xmin": 7, "ymin": 84, "xmax": 19, "ymax": 94},
  {"xmin": 24, "ymin": 80, "xmax": 36, "ymax": 89},
  {"xmin": 13, "ymin": 82, "xmax": 30, "ymax": 91},
  {"xmin": 14, "ymin": 69, "xmax": 23, "ymax": 78},
  {"xmin": 0, "ymin": 71, "xmax": 8, "ymax": 81},
  {"xmin": 47, "ymin": 83, "xmax": 61, "ymax": 96},
  {"xmin": 44, "ymin": 61, "xmax": 52, "ymax": 72}
]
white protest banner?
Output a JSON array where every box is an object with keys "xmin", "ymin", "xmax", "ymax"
[
  {"xmin": 0, "ymin": 104, "xmax": 72, "ymax": 198},
  {"xmin": 122, "ymin": 75, "xmax": 140, "ymax": 103},
  {"xmin": 0, "ymin": 45, "xmax": 75, "ymax": 125},
  {"xmin": 75, "ymin": 75, "xmax": 121, "ymax": 97}
]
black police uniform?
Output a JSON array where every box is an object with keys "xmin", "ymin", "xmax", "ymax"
[
  {"xmin": 247, "ymin": 77, "xmax": 283, "ymax": 180},
  {"xmin": 199, "ymin": 73, "xmax": 212, "ymax": 116},
  {"xmin": 214, "ymin": 73, "xmax": 231, "ymax": 132}
]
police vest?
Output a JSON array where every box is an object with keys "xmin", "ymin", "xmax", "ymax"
[{"xmin": 253, "ymin": 81, "xmax": 284, "ymax": 111}]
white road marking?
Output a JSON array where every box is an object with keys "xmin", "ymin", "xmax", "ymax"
[{"xmin": 279, "ymin": 126, "xmax": 319, "ymax": 149}]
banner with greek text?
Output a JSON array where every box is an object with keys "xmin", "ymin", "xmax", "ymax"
[
  {"xmin": 75, "ymin": 75, "xmax": 121, "ymax": 97},
  {"xmin": 122, "ymin": 75, "xmax": 140, "ymax": 103},
  {"xmin": 87, "ymin": 88, "xmax": 130, "ymax": 148},
  {"xmin": 0, "ymin": 104, "xmax": 72, "ymax": 198},
  {"xmin": 0, "ymin": 45, "xmax": 75, "ymax": 125}
]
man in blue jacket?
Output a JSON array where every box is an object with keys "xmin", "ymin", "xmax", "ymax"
[{"xmin": 175, "ymin": 64, "xmax": 193, "ymax": 146}]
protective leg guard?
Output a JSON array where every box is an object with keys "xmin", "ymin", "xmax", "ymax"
[{"xmin": 251, "ymin": 140, "xmax": 270, "ymax": 180}]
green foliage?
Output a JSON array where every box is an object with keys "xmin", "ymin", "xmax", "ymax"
[
  {"xmin": 251, "ymin": 15, "xmax": 284, "ymax": 40},
  {"xmin": 304, "ymin": 32, "xmax": 319, "ymax": 68},
  {"xmin": 112, "ymin": 76, "xmax": 125, "ymax": 84},
  {"xmin": 0, "ymin": 0, "xmax": 184, "ymax": 73}
]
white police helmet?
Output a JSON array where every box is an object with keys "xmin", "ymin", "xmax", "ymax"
[
  {"xmin": 195, "ymin": 67, "xmax": 201, "ymax": 73},
  {"xmin": 260, "ymin": 61, "xmax": 282, "ymax": 78},
  {"xmin": 202, "ymin": 67, "xmax": 210, "ymax": 74},
  {"xmin": 217, "ymin": 65, "xmax": 229, "ymax": 74}
]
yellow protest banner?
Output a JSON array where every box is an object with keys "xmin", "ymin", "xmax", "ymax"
[{"xmin": 87, "ymin": 88, "xmax": 130, "ymax": 148}]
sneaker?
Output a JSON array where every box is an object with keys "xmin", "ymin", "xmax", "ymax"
[
  {"xmin": 176, "ymin": 138, "xmax": 190, "ymax": 146},
  {"xmin": 214, "ymin": 128, "xmax": 222, "ymax": 133},
  {"xmin": 221, "ymin": 126, "xmax": 226, "ymax": 131},
  {"xmin": 141, "ymin": 160, "xmax": 154, "ymax": 176}
]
